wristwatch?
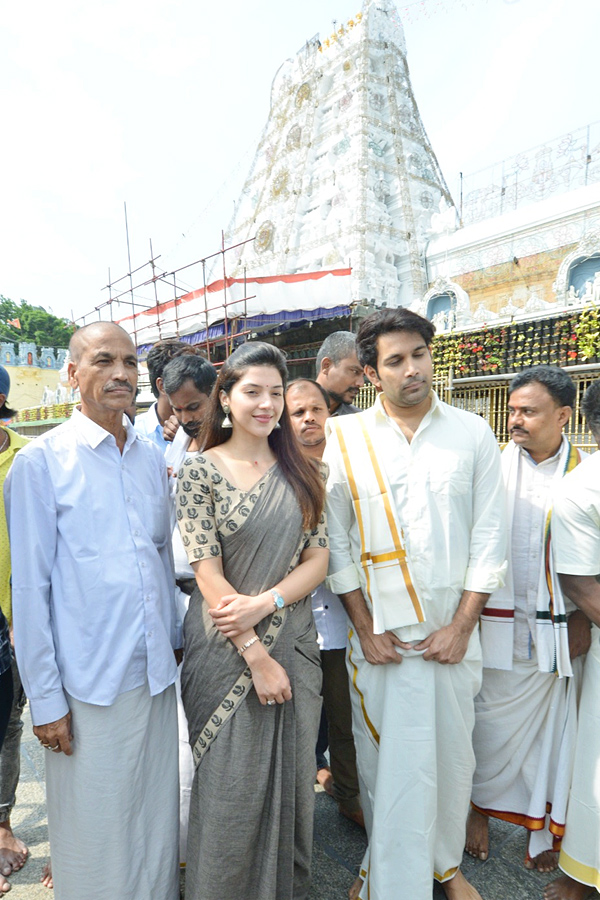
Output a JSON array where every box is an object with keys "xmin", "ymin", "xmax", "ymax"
[{"xmin": 270, "ymin": 588, "xmax": 285, "ymax": 610}]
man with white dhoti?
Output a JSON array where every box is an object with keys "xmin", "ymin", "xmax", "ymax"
[
  {"xmin": 467, "ymin": 366, "xmax": 590, "ymax": 873},
  {"xmin": 545, "ymin": 381, "xmax": 600, "ymax": 900},
  {"xmin": 324, "ymin": 308, "xmax": 506, "ymax": 900},
  {"xmin": 4, "ymin": 322, "xmax": 181, "ymax": 900}
]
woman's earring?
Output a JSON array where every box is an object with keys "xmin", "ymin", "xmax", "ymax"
[
  {"xmin": 222, "ymin": 405, "xmax": 233, "ymax": 428},
  {"xmin": 274, "ymin": 419, "xmax": 281, "ymax": 430}
]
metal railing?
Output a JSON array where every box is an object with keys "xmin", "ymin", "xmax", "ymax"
[{"xmin": 460, "ymin": 120, "xmax": 600, "ymax": 226}]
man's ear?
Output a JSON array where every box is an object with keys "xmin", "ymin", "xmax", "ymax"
[
  {"xmin": 558, "ymin": 405, "xmax": 572, "ymax": 428},
  {"xmin": 67, "ymin": 361, "xmax": 78, "ymax": 389},
  {"xmin": 319, "ymin": 356, "xmax": 332, "ymax": 376},
  {"xmin": 156, "ymin": 376, "xmax": 166, "ymax": 396},
  {"xmin": 364, "ymin": 365, "xmax": 381, "ymax": 389}
]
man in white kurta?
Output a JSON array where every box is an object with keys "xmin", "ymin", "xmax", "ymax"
[
  {"xmin": 544, "ymin": 381, "xmax": 600, "ymax": 900},
  {"xmin": 286, "ymin": 378, "xmax": 363, "ymax": 826},
  {"xmin": 324, "ymin": 308, "xmax": 506, "ymax": 900},
  {"xmin": 4, "ymin": 323, "xmax": 181, "ymax": 900},
  {"xmin": 468, "ymin": 367, "xmax": 589, "ymax": 872}
]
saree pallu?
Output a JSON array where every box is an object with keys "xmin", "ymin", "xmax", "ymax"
[{"xmin": 181, "ymin": 467, "xmax": 322, "ymax": 900}]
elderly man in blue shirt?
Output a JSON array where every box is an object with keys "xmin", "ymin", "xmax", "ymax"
[{"xmin": 5, "ymin": 322, "xmax": 180, "ymax": 900}]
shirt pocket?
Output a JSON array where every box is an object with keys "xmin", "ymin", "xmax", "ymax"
[
  {"xmin": 428, "ymin": 452, "xmax": 472, "ymax": 495},
  {"xmin": 141, "ymin": 495, "xmax": 168, "ymax": 545}
]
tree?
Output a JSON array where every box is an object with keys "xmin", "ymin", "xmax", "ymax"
[{"xmin": 0, "ymin": 296, "xmax": 73, "ymax": 348}]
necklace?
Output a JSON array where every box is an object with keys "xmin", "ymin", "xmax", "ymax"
[{"xmin": 0, "ymin": 430, "xmax": 9, "ymax": 454}]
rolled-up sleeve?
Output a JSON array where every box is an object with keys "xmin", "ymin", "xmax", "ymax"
[
  {"xmin": 552, "ymin": 470, "xmax": 600, "ymax": 576},
  {"xmin": 323, "ymin": 427, "xmax": 362, "ymax": 595},
  {"xmin": 463, "ymin": 425, "xmax": 507, "ymax": 593},
  {"xmin": 5, "ymin": 453, "xmax": 68, "ymax": 726}
]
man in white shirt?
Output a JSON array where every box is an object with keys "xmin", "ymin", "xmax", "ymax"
[
  {"xmin": 286, "ymin": 378, "xmax": 363, "ymax": 828},
  {"xmin": 5, "ymin": 322, "xmax": 180, "ymax": 900},
  {"xmin": 324, "ymin": 308, "xmax": 506, "ymax": 900},
  {"xmin": 162, "ymin": 352, "xmax": 217, "ymax": 864},
  {"xmin": 467, "ymin": 366, "xmax": 589, "ymax": 873},
  {"xmin": 135, "ymin": 338, "xmax": 196, "ymax": 451},
  {"xmin": 545, "ymin": 381, "xmax": 600, "ymax": 900},
  {"xmin": 316, "ymin": 331, "xmax": 364, "ymax": 416}
]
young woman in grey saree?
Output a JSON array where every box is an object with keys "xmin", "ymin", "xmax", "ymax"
[{"xmin": 176, "ymin": 343, "xmax": 329, "ymax": 900}]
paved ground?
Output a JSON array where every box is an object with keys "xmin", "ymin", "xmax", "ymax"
[{"xmin": 5, "ymin": 703, "xmax": 558, "ymax": 898}]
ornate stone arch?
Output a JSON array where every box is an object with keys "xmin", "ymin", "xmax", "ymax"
[
  {"xmin": 416, "ymin": 277, "xmax": 470, "ymax": 329},
  {"xmin": 554, "ymin": 227, "xmax": 600, "ymax": 302}
]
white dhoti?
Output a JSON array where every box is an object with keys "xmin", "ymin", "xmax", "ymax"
[
  {"xmin": 471, "ymin": 653, "xmax": 581, "ymax": 858},
  {"xmin": 347, "ymin": 630, "xmax": 481, "ymax": 900},
  {"xmin": 559, "ymin": 626, "xmax": 600, "ymax": 889},
  {"xmin": 176, "ymin": 669, "xmax": 194, "ymax": 865},
  {"xmin": 45, "ymin": 683, "xmax": 179, "ymax": 900}
]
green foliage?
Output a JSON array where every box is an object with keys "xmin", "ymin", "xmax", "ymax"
[
  {"xmin": 0, "ymin": 296, "xmax": 73, "ymax": 348},
  {"xmin": 574, "ymin": 304, "xmax": 600, "ymax": 361}
]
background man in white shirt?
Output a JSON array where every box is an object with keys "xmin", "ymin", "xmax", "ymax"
[
  {"xmin": 315, "ymin": 331, "xmax": 364, "ymax": 416},
  {"xmin": 286, "ymin": 378, "xmax": 363, "ymax": 829},
  {"xmin": 135, "ymin": 338, "xmax": 197, "ymax": 451},
  {"xmin": 467, "ymin": 366, "xmax": 589, "ymax": 873},
  {"xmin": 324, "ymin": 308, "xmax": 506, "ymax": 900},
  {"xmin": 162, "ymin": 352, "xmax": 217, "ymax": 865},
  {"xmin": 545, "ymin": 381, "xmax": 600, "ymax": 900},
  {"xmin": 5, "ymin": 322, "xmax": 180, "ymax": 900}
]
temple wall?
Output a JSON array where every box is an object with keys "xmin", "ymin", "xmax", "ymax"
[
  {"xmin": 452, "ymin": 244, "xmax": 576, "ymax": 315},
  {"xmin": 4, "ymin": 367, "xmax": 62, "ymax": 412}
]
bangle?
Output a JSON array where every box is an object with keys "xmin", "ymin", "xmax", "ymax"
[{"xmin": 237, "ymin": 635, "xmax": 260, "ymax": 657}]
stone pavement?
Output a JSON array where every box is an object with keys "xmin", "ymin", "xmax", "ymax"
[{"xmin": 5, "ymin": 702, "xmax": 557, "ymax": 899}]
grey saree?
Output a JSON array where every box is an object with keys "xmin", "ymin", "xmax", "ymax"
[{"xmin": 177, "ymin": 457, "xmax": 325, "ymax": 900}]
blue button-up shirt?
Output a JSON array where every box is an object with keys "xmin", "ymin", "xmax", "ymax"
[
  {"xmin": 5, "ymin": 409, "xmax": 180, "ymax": 726},
  {"xmin": 135, "ymin": 402, "xmax": 169, "ymax": 452}
]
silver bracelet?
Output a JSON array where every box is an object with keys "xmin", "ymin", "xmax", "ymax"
[{"xmin": 237, "ymin": 635, "xmax": 260, "ymax": 657}]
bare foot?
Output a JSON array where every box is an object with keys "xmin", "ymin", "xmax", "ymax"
[
  {"xmin": 348, "ymin": 875, "xmax": 363, "ymax": 900},
  {"xmin": 41, "ymin": 862, "xmax": 53, "ymax": 890},
  {"xmin": 0, "ymin": 822, "xmax": 28, "ymax": 873},
  {"xmin": 465, "ymin": 808, "xmax": 489, "ymax": 861},
  {"xmin": 316, "ymin": 766, "xmax": 334, "ymax": 797},
  {"xmin": 442, "ymin": 869, "xmax": 483, "ymax": 900},
  {"xmin": 0, "ymin": 873, "xmax": 9, "ymax": 895},
  {"xmin": 524, "ymin": 847, "xmax": 559, "ymax": 873},
  {"xmin": 543, "ymin": 874, "xmax": 596, "ymax": 899}
]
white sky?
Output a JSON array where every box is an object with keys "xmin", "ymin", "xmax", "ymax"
[{"xmin": 0, "ymin": 0, "xmax": 597, "ymax": 322}]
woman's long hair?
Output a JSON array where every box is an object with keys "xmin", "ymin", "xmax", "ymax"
[{"xmin": 200, "ymin": 342, "xmax": 324, "ymax": 530}]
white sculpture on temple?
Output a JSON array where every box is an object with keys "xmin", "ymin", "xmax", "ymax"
[
  {"xmin": 473, "ymin": 303, "xmax": 497, "ymax": 324},
  {"xmin": 430, "ymin": 198, "xmax": 458, "ymax": 236},
  {"xmin": 567, "ymin": 285, "xmax": 578, "ymax": 305},
  {"xmin": 499, "ymin": 299, "xmax": 521, "ymax": 318}
]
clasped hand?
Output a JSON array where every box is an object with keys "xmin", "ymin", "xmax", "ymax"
[
  {"xmin": 413, "ymin": 623, "xmax": 469, "ymax": 664},
  {"xmin": 209, "ymin": 592, "xmax": 270, "ymax": 637},
  {"xmin": 359, "ymin": 623, "xmax": 469, "ymax": 666}
]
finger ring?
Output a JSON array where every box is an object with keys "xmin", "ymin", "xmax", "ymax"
[
  {"xmin": 50, "ymin": 744, "xmax": 60, "ymax": 751},
  {"xmin": 266, "ymin": 699, "xmax": 276, "ymax": 706},
  {"xmin": 41, "ymin": 742, "xmax": 50, "ymax": 748}
]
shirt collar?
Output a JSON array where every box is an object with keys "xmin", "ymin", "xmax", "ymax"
[
  {"xmin": 373, "ymin": 389, "xmax": 441, "ymax": 425},
  {"xmin": 71, "ymin": 406, "xmax": 137, "ymax": 451},
  {"xmin": 144, "ymin": 401, "xmax": 161, "ymax": 433},
  {"xmin": 518, "ymin": 433, "xmax": 566, "ymax": 468}
]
